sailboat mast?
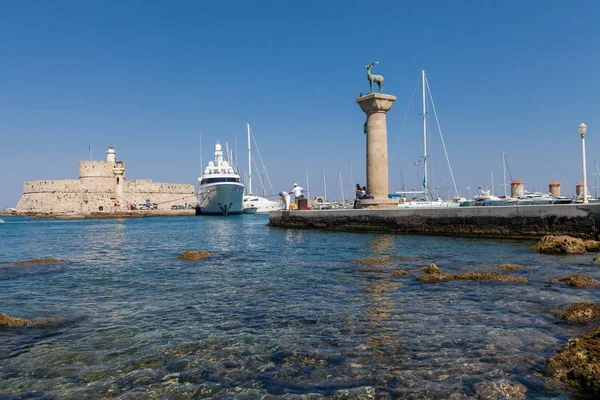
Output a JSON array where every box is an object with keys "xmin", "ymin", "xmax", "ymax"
[
  {"xmin": 339, "ymin": 169, "xmax": 345, "ymax": 203},
  {"xmin": 323, "ymin": 168, "xmax": 327, "ymax": 201},
  {"xmin": 247, "ymin": 124, "xmax": 252, "ymax": 195},
  {"xmin": 306, "ymin": 166, "xmax": 310, "ymax": 198},
  {"xmin": 503, "ymin": 151, "xmax": 507, "ymax": 197},
  {"xmin": 594, "ymin": 158, "xmax": 598, "ymax": 198},
  {"xmin": 422, "ymin": 70, "xmax": 429, "ymax": 201},
  {"xmin": 199, "ymin": 132, "xmax": 203, "ymax": 177},
  {"xmin": 491, "ymin": 171, "xmax": 494, "ymax": 195}
]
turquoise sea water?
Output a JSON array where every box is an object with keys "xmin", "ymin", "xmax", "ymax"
[{"xmin": 0, "ymin": 215, "xmax": 598, "ymax": 399}]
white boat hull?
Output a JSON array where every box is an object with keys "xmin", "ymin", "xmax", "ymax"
[
  {"xmin": 197, "ymin": 182, "xmax": 244, "ymax": 215},
  {"xmin": 243, "ymin": 195, "xmax": 281, "ymax": 213},
  {"xmin": 399, "ymin": 201, "xmax": 460, "ymax": 209}
]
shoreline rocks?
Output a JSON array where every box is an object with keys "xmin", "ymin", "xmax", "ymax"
[{"xmin": 546, "ymin": 326, "xmax": 600, "ymax": 397}]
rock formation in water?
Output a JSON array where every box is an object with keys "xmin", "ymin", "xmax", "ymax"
[
  {"xmin": 531, "ymin": 235, "xmax": 587, "ymax": 254},
  {"xmin": 0, "ymin": 258, "xmax": 60, "ymax": 267},
  {"xmin": 416, "ymin": 264, "xmax": 528, "ymax": 283},
  {"xmin": 546, "ymin": 326, "xmax": 600, "ymax": 397},
  {"xmin": 178, "ymin": 251, "xmax": 212, "ymax": 261},
  {"xmin": 0, "ymin": 312, "xmax": 31, "ymax": 328},
  {"xmin": 584, "ymin": 239, "xmax": 600, "ymax": 252},
  {"xmin": 353, "ymin": 256, "xmax": 397, "ymax": 265},
  {"xmin": 550, "ymin": 274, "xmax": 600, "ymax": 288},
  {"xmin": 554, "ymin": 303, "xmax": 600, "ymax": 323}
]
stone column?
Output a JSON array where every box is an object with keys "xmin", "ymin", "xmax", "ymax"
[{"xmin": 356, "ymin": 93, "xmax": 399, "ymax": 209}]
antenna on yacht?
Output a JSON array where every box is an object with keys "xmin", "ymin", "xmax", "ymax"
[
  {"xmin": 247, "ymin": 123, "xmax": 252, "ymax": 196},
  {"xmin": 199, "ymin": 132, "xmax": 203, "ymax": 176}
]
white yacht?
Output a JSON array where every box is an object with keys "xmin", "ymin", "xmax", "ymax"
[
  {"xmin": 243, "ymin": 195, "xmax": 281, "ymax": 213},
  {"xmin": 471, "ymin": 191, "xmax": 509, "ymax": 206},
  {"xmin": 197, "ymin": 142, "xmax": 244, "ymax": 215},
  {"xmin": 516, "ymin": 192, "xmax": 556, "ymax": 205}
]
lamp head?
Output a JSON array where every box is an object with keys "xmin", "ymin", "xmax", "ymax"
[{"xmin": 578, "ymin": 122, "xmax": 587, "ymax": 137}]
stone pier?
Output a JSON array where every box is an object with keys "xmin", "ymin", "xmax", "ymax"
[
  {"xmin": 268, "ymin": 204, "xmax": 600, "ymax": 240},
  {"xmin": 356, "ymin": 93, "xmax": 399, "ymax": 209}
]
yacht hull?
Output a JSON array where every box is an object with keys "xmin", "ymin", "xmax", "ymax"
[
  {"xmin": 243, "ymin": 195, "xmax": 281, "ymax": 213},
  {"xmin": 197, "ymin": 183, "xmax": 244, "ymax": 215}
]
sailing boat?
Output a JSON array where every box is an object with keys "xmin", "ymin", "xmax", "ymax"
[
  {"xmin": 393, "ymin": 70, "xmax": 464, "ymax": 208},
  {"xmin": 242, "ymin": 124, "xmax": 281, "ymax": 214}
]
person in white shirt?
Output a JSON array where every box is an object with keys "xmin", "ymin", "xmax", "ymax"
[
  {"xmin": 279, "ymin": 191, "xmax": 291, "ymax": 210},
  {"xmin": 290, "ymin": 183, "xmax": 304, "ymax": 201}
]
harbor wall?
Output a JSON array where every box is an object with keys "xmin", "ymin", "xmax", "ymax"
[{"xmin": 268, "ymin": 204, "xmax": 600, "ymax": 239}]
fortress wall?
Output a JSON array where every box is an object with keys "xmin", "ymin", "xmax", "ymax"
[
  {"xmin": 17, "ymin": 178, "xmax": 116, "ymax": 214},
  {"xmin": 80, "ymin": 177, "xmax": 115, "ymax": 192},
  {"xmin": 23, "ymin": 180, "xmax": 81, "ymax": 193},
  {"xmin": 79, "ymin": 161, "xmax": 117, "ymax": 179},
  {"xmin": 124, "ymin": 181, "xmax": 196, "ymax": 210}
]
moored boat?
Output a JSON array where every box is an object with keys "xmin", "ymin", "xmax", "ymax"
[{"xmin": 197, "ymin": 142, "xmax": 244, "ymax": 215}]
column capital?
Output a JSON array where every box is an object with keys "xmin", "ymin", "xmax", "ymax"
[{"xmin": 356, "ymin": 93, "xmax": 396, "ymax": 115}]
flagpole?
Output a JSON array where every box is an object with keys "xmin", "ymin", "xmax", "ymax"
[{"xmin": 89, "ymin": 145, "xmax": 92, "ymax": 161}]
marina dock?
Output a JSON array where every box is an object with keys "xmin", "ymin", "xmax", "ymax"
[{"xmin": 268, "ymin": 203, "xmax": 600, "ymax": 239}]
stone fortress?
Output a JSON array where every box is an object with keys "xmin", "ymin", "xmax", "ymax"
[{"xmin": 14, "ymin": 146, "xmax": 196, "ymax": 215}]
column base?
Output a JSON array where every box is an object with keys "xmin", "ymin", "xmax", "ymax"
[{"xmin": 355, "ymin": 198, "xmax": 399, "ymax": 209}]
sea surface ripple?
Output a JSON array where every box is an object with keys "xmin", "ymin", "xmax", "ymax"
[{"xmin": 0, "ymin": 215, "xmax": 598, "ymax": 399}]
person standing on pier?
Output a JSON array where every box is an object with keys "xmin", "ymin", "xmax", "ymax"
[
  {"xmin": 279, "ymin": 191, "xmax": 291, "ymax": 210},
  {"xmin": 290, "ymin": 183, "xmax": 304, "ymax": 201}
]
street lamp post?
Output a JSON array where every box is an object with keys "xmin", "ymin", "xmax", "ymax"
[{"xmin": 579, "ymin": 123, "xmax": 588, "ymax": 204}]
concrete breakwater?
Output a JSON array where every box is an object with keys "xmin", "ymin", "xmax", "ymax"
[{"xmin": 268, "ymin": 203, "xmax": 600, "ymax": 239}]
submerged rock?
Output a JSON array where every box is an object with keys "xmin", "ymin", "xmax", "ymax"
[
  {"xmin": 177, "ymin": 250, "xmax": 212, "ymax": 261},
  {"xmin": 0, "ymin": 258, "xmax": 61, "ymax": 267},
  {"xmin": 546, "ymin": 326, "xmax": 600, "ymax": 397},
  {"xmin": 494, "ymin": 264, "xmax": 527, "ymax": 271},
  {"xmin": 332, "ymin": 386, "xmax": 375, "ymax": 399},
  {"xmin": 391, "ymin": 269, "xmax": 407, "ymax": 276},
  {"xmin": 416, "ymin": 264, "xmax": 528, "ymax": 284},
  {"xmin": 0, "ymin": 312, "xmax": 31, "ymax": 328},
  {"xmin": 353, "ymin": 256, "xmax": 397, "ymax": 265},
  {"xmin": 593, "ymin": 255, "xmax": 600, "ymax": 264},
  {"xmin": 474, "ymin": 379, "xmax": 527, "ymax": 400},
  {"xmin": 555, "ymin": 302, "xmax": 600, "ymax": 323},
  {"xmin": 550, "ymin": 274, "xmax": 600, "ymax": 288},
  {"xmin": 531, "ymin": 235, "xmax": 586, "ymax": 254}
]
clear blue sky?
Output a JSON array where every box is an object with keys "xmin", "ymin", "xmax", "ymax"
[{"xmin": 1, "ymin": 0, "xmax": 599, "ymax": 208}]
